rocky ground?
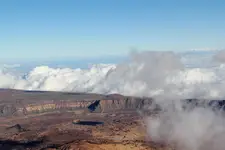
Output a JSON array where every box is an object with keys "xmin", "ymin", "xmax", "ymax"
[
  {"xmin": 0, "ymin": 89, "xmax": 172, "ymax": 150},
  {"xmin": 0, "ymin": 111, "xmax": 173, "ymax": 150}
]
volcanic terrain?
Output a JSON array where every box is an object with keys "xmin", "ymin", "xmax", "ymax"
[{"xmin": 0, "ymin": 88, "xmax": 173, "ymax": 150}]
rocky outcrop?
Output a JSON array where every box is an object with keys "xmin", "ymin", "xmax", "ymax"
[
  {"xmin": 182, "ymin": 99, "xmax": 225, "ymax": 111},
  {"xmin": 0, "ymin": 89, "xmax": 153, "ymax": 117},
  {"xmin": 99, "ymin": 96, "xmax": 153, "ymax": 113},
  {"xmin": 1, "ymin": 89, "xmax": 225, "ymax": 118}
]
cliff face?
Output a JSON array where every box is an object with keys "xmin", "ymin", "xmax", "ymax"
[
  {"xmin": 100, "ymin": 97, "xmax": 153, "ymax": 113},
  {"xmin": 1, "ymin": 89, "xmax": 225, "ymax": 118},
  {"xmin": 0, "ymin": 89, "xmax": 153, "ymax": 117}
]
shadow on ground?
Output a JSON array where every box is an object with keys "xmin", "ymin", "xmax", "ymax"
[
  {"xmin": 73, "ymin": 121, "xmax": 104, "ymax": 126},
  {"xmin": 0, "ymin": 138, "xmax": 44, "ymax": 150}
]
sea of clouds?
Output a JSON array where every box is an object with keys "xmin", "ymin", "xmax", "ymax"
[
  {"xmin": 0, "ymin": 50, "xmax": 225, "ymax": 100},
  {"xmin": 2, "ymin": 50, "xmax": 225, "ymax": 150}
]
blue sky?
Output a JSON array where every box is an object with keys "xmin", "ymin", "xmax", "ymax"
[{"xmin": 0, "ymin": 0, "xmax": 225, "ymax": 61}]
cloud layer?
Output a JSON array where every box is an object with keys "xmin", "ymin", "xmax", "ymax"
[{"xmin": 0, "ymin": 51, "xmax": 225, "ymax": 99}]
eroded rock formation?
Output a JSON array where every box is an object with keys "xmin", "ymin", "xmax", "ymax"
[{"xmin": 0, "ymin": 89, "xmax": 153, "ymax": 117}]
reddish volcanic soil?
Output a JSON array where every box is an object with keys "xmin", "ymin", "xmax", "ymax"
[{"xmin": 0, "ymin": 89, "xmax": 172, "ymax": 150}]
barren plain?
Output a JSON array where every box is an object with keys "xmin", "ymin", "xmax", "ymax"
[{"xmin": 0, "ymin": 89, "xmax": 172, "ymax": 150}]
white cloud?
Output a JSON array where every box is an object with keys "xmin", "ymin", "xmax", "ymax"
[
  {"xmin": 146, "ymin": 105, "xmax": 225, "ymax": 150},
  {"xmin": 0, "ymin": 51, "xmax": 225, "ymax": 99},
  {"xmin": 190, "ymin": 48, "xmax": 219, "ymax": 51}
]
